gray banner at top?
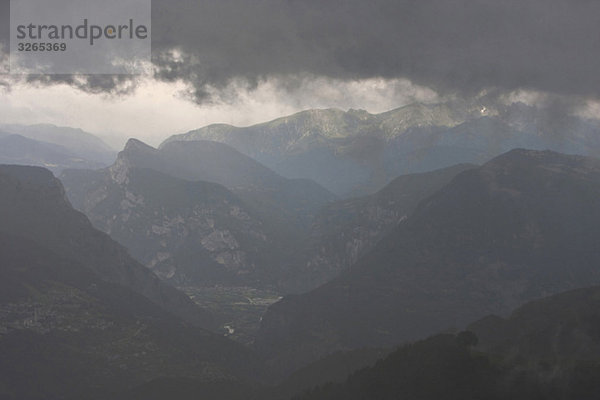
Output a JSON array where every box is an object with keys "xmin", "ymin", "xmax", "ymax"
[{"xmin": 10, "ymin": 0, "xmax": 151, "ymax": 74}]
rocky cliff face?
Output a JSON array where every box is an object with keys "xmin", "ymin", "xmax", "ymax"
[
  {"xmin": 147, "ymin": 139, "xmax": 337, "ymax": 232},
  {"xmin": 60, "ymin": 138, "xmax": 335, "ymax": 289},
  {"xmin": 61, "ymin": 162, "xmax": 272, "ymax": 287}
]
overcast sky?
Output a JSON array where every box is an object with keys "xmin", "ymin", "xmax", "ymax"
[{"xmin": 1, "ymin": 0, "xmax": 600, "ymax": 148}]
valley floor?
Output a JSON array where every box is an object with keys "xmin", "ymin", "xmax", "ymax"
[{"xmin": 181, "ymin": 286, "xmax": 282, "ymax": 345}]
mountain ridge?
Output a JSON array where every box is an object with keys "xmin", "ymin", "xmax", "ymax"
[
  {"xmin": 255, "ymin": 149, "xmax": 600, "ymax": 373},
  {"xmin": 161, "ymin": 102, "xmax": 600, "ymax": 196},
  {"xmin": 0, "ymin": 164, "xmax": 215, "ymax": 330}
]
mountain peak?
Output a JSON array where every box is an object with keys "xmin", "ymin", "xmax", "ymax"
[
  {"xmin": 123, "ymin": 138, "xmax": 157, "ymax": 154},
  {"xmin": 485, "ymin": 148, "xmax": 600, "ymax": 174},
  {"xmin": 0, "ymin": 165, "xmax": 74, "ymax": 226},
  {"xmin": 0, "ymin": 165, "xmax": 67, "ymax": 205},
  {"xmin": 111, "ymin": 139, "xmax": 159, "ymax": 184},
  {"xmin": 0, "ymin": 164, "xmax": 58, "ymax": 188}
]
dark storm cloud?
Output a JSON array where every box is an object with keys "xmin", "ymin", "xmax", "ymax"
[
  {"xmin": 2, "ymin": 0, "xmax": 600, "ymax": 101},
  {"xmin": 0, "ymin": 0, "xmax": 8, "ymax": 73},
  {"xmin": 149, "ymin": 0, "xmax": 600, "ymax": 101},
  {"xmin": 23, "ymin": 74, "xmax": 140, "ymax": 95}
]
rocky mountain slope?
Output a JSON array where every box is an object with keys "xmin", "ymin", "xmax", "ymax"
[
  {"xmin": 0, "ymin": 123, "xmax": 116, "ymax": 165},
  {"xmin": 60, "ymin": 139, "xmax": 335, "ymax": 289},
  {"xmin": 255, "ymin": 149, "xmax": 600, "ymax": 373},
  {"xmin": 60, "ymin": 165, "xmax": 274, "ymax": 287}
]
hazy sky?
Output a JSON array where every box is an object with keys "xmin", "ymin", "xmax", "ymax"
[
  {"xmin": 1, "ymin": 0, "xmax": 600, "ymax": 148},
  {"xmin": 0, "ymin": 76, "xmax": 440, "ymax": 148}
]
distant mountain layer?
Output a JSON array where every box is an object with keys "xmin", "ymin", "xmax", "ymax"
[
  {"xmin": 255, "ymin": 149, "xmax": 600, "ymax": 373},
  {"xmin": 0, "ymin": 133, "xmax": 106, "ymax": 172},
  {"xmin": 162, "ymin": 102, "xmax": 600, "ymax": 196},
  {"xmin": 0, "ymin": 123, "xmax": 116, "ymax": 165}
]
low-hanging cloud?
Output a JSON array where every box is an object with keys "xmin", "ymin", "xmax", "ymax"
[
  {"xmin": 150, "ymin": 0, "xmax": 600, "ymax": 102},
  {"xmin": 2, "ymin": 0, "xmax": 600, "ymax": 103}
]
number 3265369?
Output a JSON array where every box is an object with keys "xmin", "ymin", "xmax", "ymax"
[{"xmin": 17, "ymin": 43, "xmax": 67, "ymax": 52}]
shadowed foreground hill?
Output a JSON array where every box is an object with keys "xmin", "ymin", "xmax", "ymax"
[
  {"xmin": 302, "ymin": 285, "xmax": 600, "ymax": 400},
  {"xmin": 0, "ymin": 234, "xmax": 264, "ymax": 400},
  {"xmin": 470, "ymin": 285, "xmax": 600, "ymax": 362},
  {"xmin": 295, "ymin": 332, "xmax": 600, "ymax": 400},
  {"xmin": 256, "ymin": 149, "xmax": 600, "ymax": 373},
  {"xmin": 0, "ymin": 165, "xmax": 213, "ymax": 329},
  {"xmin": 0, "ymin": 165, "xmax": 268, "ymax": 399}
]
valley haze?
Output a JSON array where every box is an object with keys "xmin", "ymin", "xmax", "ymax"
[{"xmin": 1, "ymin": 1, "xmax": 600, "ymax": 399}]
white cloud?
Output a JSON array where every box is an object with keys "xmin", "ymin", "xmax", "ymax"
[{"xmin": 0, "ymin": 75, "xmax": 439, "ymax": 149}]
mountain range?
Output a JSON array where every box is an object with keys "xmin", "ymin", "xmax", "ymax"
[
  {"xmin": 287, "ymin": 163, "xmax": 475, "ymax": 291},
  {"xmin": 255, "ymin": 149, "xmax": 600, "ymax": 373},
  {"xmin": 0, "ymin": 123, "xmax": 116, "ymax": 165},
  {"xmin": 0, "ymin": 133, "xmax": 108, "ymax": 172},
  {"xmin": 5, "ymin": 101, "xmax": 600, "ymax": 399},
  {"xmin": 0, "ymin": 124, "xmax": 116, "ymax": 173},
  {"xmin": 61, "ymin": 164, "xmax": 273, "ymax": 286},
  {"xmin": 163, "ymin": 102, "xmax": 600, "ymax": 196}
]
